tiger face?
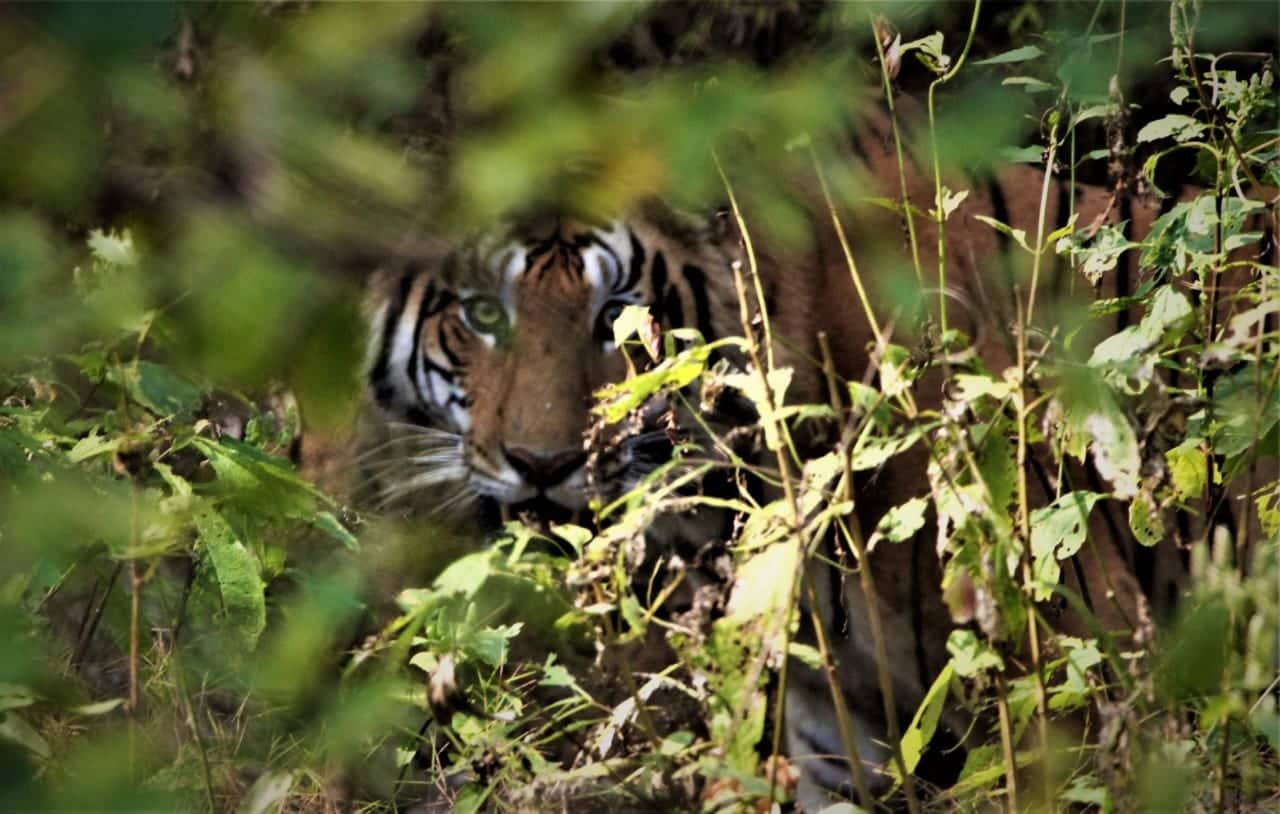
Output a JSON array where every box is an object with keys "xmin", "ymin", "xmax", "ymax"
[{"xmin": 365, "ymin": 214, "xmax": 736, "ymax": 519}]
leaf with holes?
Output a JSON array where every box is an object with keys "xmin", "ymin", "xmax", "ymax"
[{"xmin": 1030, "ymin": 491, "xmax": 1102, "ymax": 600}]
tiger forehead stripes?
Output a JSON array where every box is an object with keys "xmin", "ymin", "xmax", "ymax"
[{"xmin": 363, "ymin": 214, "xmax": 738, "ymax": 516}]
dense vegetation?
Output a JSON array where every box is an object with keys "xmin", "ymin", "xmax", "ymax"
[{"xmin": 0, "ymin": 2, "xmax": 1275, "ymax": 812}]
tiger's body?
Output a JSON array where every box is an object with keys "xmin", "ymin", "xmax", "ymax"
[{"xmin": 349, "ymin": 101, "xmax": 1236, "ymax": 808}]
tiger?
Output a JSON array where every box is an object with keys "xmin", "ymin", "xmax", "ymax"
[{"xmin": 345, "ymin": 97, "xmax": 1266, "ymax": 809}]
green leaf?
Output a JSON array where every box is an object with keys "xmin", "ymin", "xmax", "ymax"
[
  {"xmin": 595, "ymin": 344, "xmax": 712, "ymax": 423},
  {"xmin": 787, "ymin": 642, "xmax": 823, "ymax": 670},
  {"xmin": 238, "ymin": 770, "xmax": 296, "ymax": 814},
  {"xmin": 974, "ymin": 45, "xmax": 1045, "ymax": 65},
  {"xmin": 1072, "ymin": 104, "xmax": 1118, "ymax": 127},
  {"xmin": 1129, "ymin": 491, "xmax": 1164, "ymax": 547},
  {"xmin": 71, "ymin": 699, "xmax": 126, "ymax": 716},
  {"xmin": 122, "ymin": 361, "xmax": 203, "ymax": 418},
  {"xmin": 463, "ymin": 623, "xmax": 523, "ymax": 667},
  {"xmin": 878, "ymin": 343, "xmax": 914, "ymax": 397},
  {"xmin": 87, "ymin": 228, "xmax": 138, "ymax": 267},
  {"xmin": 0, "ymin": 685, "xmax": 37, "ymax": 713},
  {"xmin": 1001, "ymin": 75, "xmax": 1055, "ymax": 94},
  {"xmin": 951, "ymin": 373, "xmax": 1012, "ymax": 403},
  {"xmin": 996, "ymin": 145, "xmax": 1043, "ymax": 164},
  {"xmin": 1136, "ymin": 114, "xmax": 1207, "ymax": 143},
  {"xmin": 726, "ymin": 539, "xmax": 799, "ymax": 625},
  {"xmin": 432, "ymin": 551, "xmax": 498, "ymax": 599},
  {"xmin": 946, "ymin": 630, "xmax": 1003, "ymax": 677},
  {"xmin": 974, "ymin": 215, "xmax": 1032, "ymax": 253},
  {"xmin": 873, "ymin": 496, "xmax": 928, "ymax": 544},
  {"xmin": 311, "ymin": 511, "xmax": 359, "ymax": 551},
  {"xmin": 897, "ymin": 661, "xmax": 954, "ymax": 775},
  {"xmin": 850, "ymin": 427, "xmax": 922, "ymax": 472},
  {"xmin": 1044, "ymin": 212, "xmax": 1079, "ymax": 249},
  {"xmin": 1058, "ymin": 223, "xmax": 1139, "ymax": 286},
  {"xmin": 0, "ymin": 712, "xmax": 50, "ymax": 759},
  {"xmin": 192, "ymin": 503, "xmax": 267, "ymax": 650},
  {"xmin": 66, "ymin": 431, "xmax": 120, "ymax": 463},
  {"xmin": 1211, "ymin": 362, "xmax": 1280, "ymax": 459},
  {"xmin": 1060, "ymin": 775, "xmax": 1112, "ymax": 811},
  {"xmin": 1030, "ymin": 491, "xmax": 1102, "ymax": 598},
  {"xmin": 932, "ymin": 186, "xmax": 970, "ymax": 220},
  {"xmin": 611, "ymin": 304, "xmax": 652, "ymax": 350},
  {"xmin": 1090, "ymin": 286, "xmax": 1193, "ymax": 367},
  {"xmin": 192, "ymin": 436, "xmax": 327, "ymax": 517}
]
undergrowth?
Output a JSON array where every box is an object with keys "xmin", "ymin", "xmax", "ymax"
[{"xmin": 1, "ymin": 2, "xmax": 1276, "ymax": 813}]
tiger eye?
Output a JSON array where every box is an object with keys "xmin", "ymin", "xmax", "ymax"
[{"xmin": 462, "ymin": 296, "xmax": 508, "ymax": 336}]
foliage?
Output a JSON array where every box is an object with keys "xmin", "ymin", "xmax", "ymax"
[{"xmin": 1, "ymin": 2, "xmax": 1276, "ymax": 813}]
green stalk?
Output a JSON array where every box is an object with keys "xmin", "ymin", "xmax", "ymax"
[{"xmin": 926, "ymin": 0, "xmax": 983, "ymax": 336}]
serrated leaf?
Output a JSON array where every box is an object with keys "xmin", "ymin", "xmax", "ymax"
[
  {"xmin": 193, "ymin": 504, "xmax": 266, "ymax": 650},
  {"xmin": 87, "ymin": 228, "xmax": 138, "ymax": 267},
  {"xmin": 67, "ymin": 431, "xmax": 120, "ymax": 463}
]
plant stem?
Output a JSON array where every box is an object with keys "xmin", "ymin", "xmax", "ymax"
[
  {"xmin": 996, "ymin": 672, "xmax": 1019, "ymax": 813},
  {"xmin": 927, "ymin": 0, "xmax": 983, "ymax": 335},
  {"xmin": 821, "ymin": 332, "xmax": 920, "ymax": 814}
]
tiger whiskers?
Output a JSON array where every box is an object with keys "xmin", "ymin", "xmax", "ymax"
[{"xmin": 362, "ymin": 424, "xmax": 476, "ymax": 515}]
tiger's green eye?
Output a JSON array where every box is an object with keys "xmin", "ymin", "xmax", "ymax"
[{"xmin": 462, "ymin": 296, "xmax": 508, "ymax": 336}]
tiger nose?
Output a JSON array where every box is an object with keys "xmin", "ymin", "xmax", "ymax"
[{"xmin": 502, "ymin": 445, "xmax": 586, "ymax": 490}]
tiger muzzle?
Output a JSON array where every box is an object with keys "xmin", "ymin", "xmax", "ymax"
[{"xmin": 501, "ymin": 445, "xmax": 587, "ymax": 490}]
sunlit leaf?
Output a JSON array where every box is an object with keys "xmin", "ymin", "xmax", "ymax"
[
  {"xmin": 897, "ymin": 661, "xmax": 954, "ymax": 775},
  {"xmin": 1136, "ymin": 113, "xmax": 1208, "ymax": 143}
]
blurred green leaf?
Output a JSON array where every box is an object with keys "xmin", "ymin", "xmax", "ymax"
[
  {"xmin": 974, "ymin": 44, "xmax": 1045, "ymax": 65},
  {"xmin": 192, "ymin": 502, "xmax": 266, "ymax": 652}
]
